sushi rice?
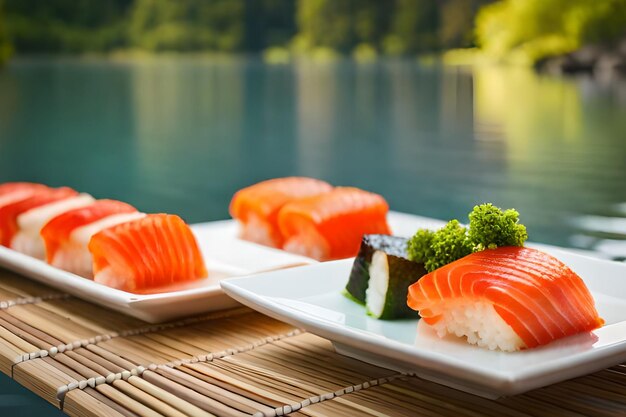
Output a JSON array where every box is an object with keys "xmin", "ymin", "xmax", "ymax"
[
  {"xmin": 429, "ymin": 300, "xmax": 525, "ymax": 352},
  {"xmin": 365, "ymin": 251, "xmax": 389, "ymax": 317},
  {"xmin": 49, "ymin": 211, "xmax": 146, "ymax": 278},
  {"xmin": 11, "ymin": 194, "xmax": 94, "ymax": 259}
]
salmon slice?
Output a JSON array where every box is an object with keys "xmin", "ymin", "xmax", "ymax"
[
  {"xmin": 278, "ymin": 187, "xmax": 391, "ymax": 261},
  {"xmin": 0, "ymin": 187, "xmax": 78, "ymax": 247},
  {"xmin": 0, "ymin": 182, "xmax": 49, "ymax": 208},
  {"xmin": 41, "ymin": 200, "xmax": 140, "ymax": 275},
  {"xmin": 229, "ymin": 177, "xmax": 333, "ymax": 247},
  {"xmin": 407, "ymin": 246, "xmax": 604, "ymax": 350},
  {"xmin": 89, "ymin": 214, "xmax": 208, "ymax": 292}
]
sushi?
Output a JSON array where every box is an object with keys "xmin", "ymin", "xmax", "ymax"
[
  {"xmin": 229, "ymin": 177, "xmax": 332, "ymax": 247},
  {"xmin": 0, "ymin": 182, "xmax": 49, "ymax": 207},
  {"xmin": 407, "ymin": 246, "xmax": 604, "ymax": 351},
  {"xmin": 89, "ymin": 214, "xmax": 208, "ymax": 292},
  {"xmin": 344, "ymin": 235, "xmax": 387, "ymax": 304},
  {"xmin": 12, "ymin": 193, "xmax": 95, "ymax": 259},
  {"xmin": 278, "ymin": 187, "xmax": 391, "ymax": 260},
  {"xmin": 345, "ymin": 235, "xmax": 426, "ymax": 319},
  {"xmin": 0, "ymin": 186, "xmax": 94, "ymax": 258},
  {"xmin": 366, "ymin": 242, "xmax": 426, "ymax": 320},
  {"xmin": 345, "ymin": 234, "xmax": 412, "ymax": 303},
  {"xmin": 41, "ymin": 200, "xmax": 143, "ymax": 277}
]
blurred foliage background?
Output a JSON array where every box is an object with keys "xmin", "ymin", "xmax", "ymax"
[
  {"xmin": 0, "ymin": 0, "xmax": 11, "ymax": 63},
  {"xmin": 476, "ymin": 0, "xmax": 626, "ymax": 65},
  {"xmin": 0, "ymin": 0, "xmax": 624, "ymax": 65},
  {"xmin": 0, "ymin": 0, "xmax": 487, "ymax": 57}
]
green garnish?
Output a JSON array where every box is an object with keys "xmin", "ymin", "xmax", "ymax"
[
  {"xmin": 408, "ymin": 203, "xmax": 527, "ymax": 272},
  {"xmin": 468, "ymin": 203, "xmax": 528, "ymax": 251},
  {"xmin": 409, "ymin": 220, "xmax": 472, "ymax": 272}
]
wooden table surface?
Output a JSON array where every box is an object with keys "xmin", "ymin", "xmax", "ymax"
[{"xmin": 0, "ymin": 268, "xmax": 624, "ymax": 417}]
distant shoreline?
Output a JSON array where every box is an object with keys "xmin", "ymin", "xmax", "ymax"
[{"xmin": 3, "ymin": 46, "xmax": 626, "ymax": 79}]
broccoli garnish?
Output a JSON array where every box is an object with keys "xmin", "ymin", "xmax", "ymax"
[
  {"xmin": 468, "ymin": 203, "xmax": 527, "ymax": 251},
  {"xmin": 407, "ymin": 229, "xmax": 434, "ymax": 264},
  {"xmin": 408, "ymin": 220, "xmax": 472, "ymax": 272},
  {"xmin": 426, "ymin": 220, "xmax": 473, "ymax": 272},
  {"xmin": 408, "ymin": 204, "xmax": 528, "ymax": 272}
]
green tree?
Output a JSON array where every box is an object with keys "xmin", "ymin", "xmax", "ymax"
[
  {"xmin": 294, "ymin": 0, "xmax": 436, "ymax": 55},
  {"xmin": 0, "ymin": 0, "xmax": 12, "ymax": 64},
  {"xmin": 295, "ymin": 0, "xmax": 357, "ymax": 53},
  {"xmin": 244, "ymin": 0, "xmax": 296, "ymax": 51},
  {"xmin": 4, "ymin": 0, "xmax": 132, "ymax": 52},
  {"xmin": 384, "ymin": 0, "xmax": 439, "ymax": 54},
  {"xmin": 439, "ymin": 0, "xmax": 492, "ymax": 48},
  {"xmin": 476, "ymin": 0, "xmax": 626, "ymax": 63},
  {"xmin": 128, "ymin": 0, "xmax": 246, "ymax": 52}
]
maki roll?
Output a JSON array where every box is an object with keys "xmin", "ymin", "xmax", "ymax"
[
  {"xmin": 345, "ymin": 234, "xmax": 407, "ymax": 304},
  {"xmin": 345, "ymin": 234, "xmax": 426, "ymax": 319},
  {"xmin": 365, "ymin": 242, "xmax": 427, "ymax": 320}
]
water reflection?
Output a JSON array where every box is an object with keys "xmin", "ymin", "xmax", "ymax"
[
  {"xmin": 471, "ymin": 66, "xmax": 626, "ymax": 255},
  {"xmin": 0, "ymin": 58, "xmax": 625, "ymax": 257},
  {"xmin": 0, "ymin": 60, "xmax": 138, "ymax": 198}
]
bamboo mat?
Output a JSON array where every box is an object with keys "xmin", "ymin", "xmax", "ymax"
[{"xmin": 0, "ymin": 268, "xmax": 624, "ymax": 417}]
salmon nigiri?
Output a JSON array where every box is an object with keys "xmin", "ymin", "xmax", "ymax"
[
  {"xmin": 88, "ymin": 214, "xmax": 207, "ymax": 292},
  {"xmin": 278, "ymin": 187, "xmax": 391, "ymax": 261},
  {"xmin": 0, "ymin": 182, "xmax": 49, "ymax": 208},
  {"xmin": 41, "ymin": 200, "xmax": 144, "ymax": 277},
  {"xmin": 407, "ymin": 246, "xmax": 604, "ymax": 351},
  {"xmin": 0, "ymin": 186, "xmax": 94, "ymax": 258},
  {"xmin": 229, "ymin": 177, "xmax": 333, "ymax": 247}
]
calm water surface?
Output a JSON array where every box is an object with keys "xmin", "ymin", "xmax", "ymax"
[{"xmin": 1, "ymin": 57, "xmax": 626, "ymax": 255}]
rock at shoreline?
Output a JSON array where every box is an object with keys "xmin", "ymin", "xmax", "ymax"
[{"xmin": 536, "ymin": 38, "xmax": 626, "ymax": 76}]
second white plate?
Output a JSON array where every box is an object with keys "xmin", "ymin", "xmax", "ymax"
[{"xmin": 221, "ymin": 244, "xmax": 626, "ymax": 398}]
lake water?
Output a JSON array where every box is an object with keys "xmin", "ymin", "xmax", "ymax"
[{"xmin": 1, "ymin": 57, "xmax": 625, "ymax": 257}]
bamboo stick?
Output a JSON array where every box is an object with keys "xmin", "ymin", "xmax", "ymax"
[
  {"xmin": 73, "ymin": 347, "xmax": 128, "ymax": 375},
  {"xmin": 185, "ymin": 361, "xmax": 297, "ymax": 406},
  {"xmin": 50, "ymin": 353, "xmax": 103, "ymax": 381},
  {"xmin": 143, "ymin": 369, "xmax": 247, "ymax": 417},
  {"xmin": 0, "ymin": 268, "xmax": 63, "ymax": 298},
  {"xmin": 100, "ymin": 337, "xmax": 174, "ymax": 365},
  {"xmin": 64, "ymin": 388, "xmax": 127, "ymax": 417},
  {"xmin": 13, "ymin": 358, "xmax": 77, "ymax": 406},
  {"xmin": 386, "ymin": 376, "xmax": 575, "ymax": 417},
  {"xmin": 176, "ymin": 364, "xmax": 281, "ymax": 409},
  {"xmin": 0, "ymin": 293, "xmax": 69, "ymax": 310},
  {"xmin": 0, "ymin": 311, "xmax": 61, "ymax": 349},
  {"xmin": 36, "ymin": 298, "xmax": 145, "ymax": 334},
  {"xmin": 86, "ymin": 344, "xmax": 138, "ymax": 371},
  {"xmin": 128, "ymin": 375, "xmax": 215, "ymax": 417},
  {"xmin": 96, "ymin": 384, "xmax": 163, "ymax": 417},
  {"xmin": 65, "ymin": 350, "xmax": 117, "ymax": 377},
  {"xmin": 7, "ymin": 303, "xmax": 97, "ymax": 342},
  {"xmin": 112, "ymin": 379, "xmax": 191, "ymax": 417},
  {"xmin": 82, "ymin": 387, "xmax": 143, "ymax": 417},
  {"xmin": 155, "ymin": 365, "xmax": 274, "ymax": 414},
  {"xmin": 0, "ymin": 324, "xmax": 39, "ymax": 364}
]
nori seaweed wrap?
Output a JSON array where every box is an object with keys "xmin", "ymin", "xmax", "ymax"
[
  {"xmin": 365, "ymin": 249, "xmax": 427, "ymax": 319},
  {"xmin": 344, "ymin": 234, "xmax": 412, "ymax": 304}
]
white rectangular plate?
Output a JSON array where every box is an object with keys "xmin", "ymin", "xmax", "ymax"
[
  {"xmin": 221, "ymin": 218, "xmax": 626, "ymax": 398},
  {"xmin": 0, "ymin": 220, "xmax": 315, "ymax": 323}
]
